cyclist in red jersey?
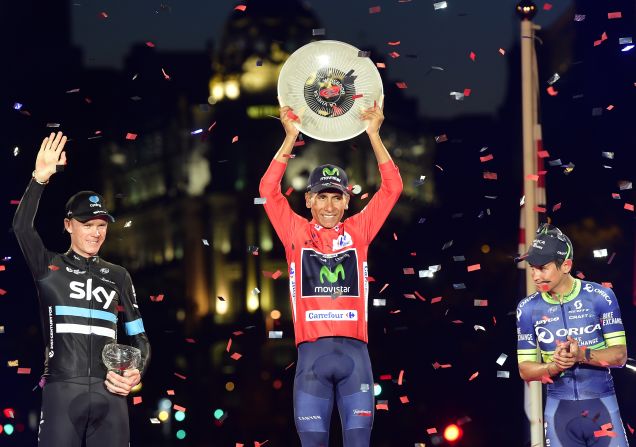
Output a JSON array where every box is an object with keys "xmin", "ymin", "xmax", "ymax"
[{"xmin": 259, "ymin": 99, "xmax": 402, "ymax": 447}]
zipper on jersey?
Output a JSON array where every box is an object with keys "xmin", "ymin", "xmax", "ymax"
[
  {"xmin": 87, "ymin": 259, "xmax": 92, "ymax": 378},
  {"xmin": 558, "ymin": 296, "xmax": 578, "ymax": 399}
]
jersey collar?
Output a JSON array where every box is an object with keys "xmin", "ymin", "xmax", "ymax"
[
  {"xmin": 541, "ymin": 278, "xmax": 581, "ymax": 304},
  {"xmin": 65, "ymin": 248, "xmax": 101, "ymax": 265}
]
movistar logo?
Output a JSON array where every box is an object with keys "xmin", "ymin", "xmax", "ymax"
[
  {"xmin": 322, "ymin": 167, "xmax": 339, "ymax": 177},
  {"xmin": 320, "ymin": 265, "xmax": 345, "ymax": 284}
]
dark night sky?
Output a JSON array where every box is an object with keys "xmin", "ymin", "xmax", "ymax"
[{"xmin": 71, "ymin": 0, "xmax": 571, "ymax": 118}]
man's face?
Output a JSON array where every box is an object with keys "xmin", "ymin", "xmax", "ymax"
[
  {"xmin": 530, "ymin": 260, "xmax": 571, "ymax": 293},
  {"xmin": 64, "ymin": 218, "xmax": 108, "ymax": 257},
  {"xmin": 305, "ymin": 190, "xmax": 349, "ymax": 229}
]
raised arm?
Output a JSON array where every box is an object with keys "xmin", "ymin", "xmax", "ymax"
[
  {"xmin": 259, "ymin": 106, "xmax": 304, "ymax": 248},
  {"xmin": 346, "ymin": 97, "xmax": 403, "ymax": 243},
  {"xmin": 13, "ymin": 132, "xmax": 68, "ymax": 279}
]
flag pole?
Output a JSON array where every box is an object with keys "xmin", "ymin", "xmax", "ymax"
[{"xmin": 517, "ymin": 1, "xmax": 544, "ymax": 446}]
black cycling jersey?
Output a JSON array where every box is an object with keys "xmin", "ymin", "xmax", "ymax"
[{"xmin": 13, "ymin": 179, "xmax": 150, "ymax": 382}]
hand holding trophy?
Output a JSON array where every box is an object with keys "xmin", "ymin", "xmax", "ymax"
[{"xmin": 102, "ymin": 343, "xmax": 142, "ymax": 396}]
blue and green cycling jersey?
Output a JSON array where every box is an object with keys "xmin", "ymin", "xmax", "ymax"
[{"xmin": 516, "ymin": 279, "xmax": 627, "ymax": 400}]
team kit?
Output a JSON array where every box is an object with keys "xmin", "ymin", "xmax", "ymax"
[{"xmin": 14, "ymin": 111, "xmax": 629, "ymax": 446}]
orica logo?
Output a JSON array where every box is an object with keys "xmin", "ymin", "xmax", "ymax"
[
  {"xmin": 516, "ymin": 308, "xmax": 522, "ymax": 321},
  {"xmin": 535, "ymin": 326, "xmax": 554, "ymax": 344}
]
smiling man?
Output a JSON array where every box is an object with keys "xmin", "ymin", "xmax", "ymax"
[
  {"xmin": 516, "ymin": 224, "xmax": 628, "ymax": 447},
  {"xmin": 259, "ymin": 102, "xmax": 402, "ymax": 447},
  {"xmin": 12, "ymin": 132, "xmax": 150, "ymax": 447}
]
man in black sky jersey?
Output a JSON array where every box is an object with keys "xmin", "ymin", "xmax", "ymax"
[{"xmin": 13, "ymin": 132, "xmax": 150, "ymax": 447}]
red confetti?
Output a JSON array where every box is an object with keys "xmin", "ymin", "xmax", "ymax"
[
  {"xmin": 526, "ymin": 174, "xmax": 539, "ymax": 181},
  {"xmin": 376, "ymin": 62, "xmax": 386, "ymax": 69},
  {"xmin": 284, "ymin": 186, "xmax": 294, "ymax": 196},
  {"xmin": 232, "ymin": 135, "xmax": 239, "ymax": 143},
  {"xmin": 10, "ymin": 200, "xmax": 20, "ymax": 205},
  {"xmin": 167, "ymin": 390, "xmax": 175, "ymax": 395},
  {"xmin": 463, "ymin": 88, "xmax": 472, "ymax": 97},
  {"xmin": 379, "ymin": 374, "xmax": 392, "ymax": 380},
  {"xmin": 624, "ymin": 203, "xmax": 634, "ymax": 212},
  {"xmin": 150, "ymin": 294, "xmax": 164, "ymax": 302},
  {"xmin": 379, "ymin": 283, "xmax": 390, "ymax": 293},
  {"xmin": 293, "ymin": 139, "xmax": 305, "ymax": 147},
  {"xmin": 399, "ymin": 396, "xmax": 410, "ymax": 404},
  {"xmin": 99, "ymin": 11, "xmax": 109, "ymax": 19},
  {"xmin": 48, "ymin": 265, "xmax": 60, "ymax": 271},
  {"xmin": 427, "ymin": 428, "xmax": 438, "ymax": 434},
  {"xmin": 398, "ymin": 370, "xmax": 405, "ymax": 385},
  {"xmin": 627, "ymin": 424, "xmax": 634, "ymax": 435},
  {"xmin": 393, "ymin": 233, "xmax": 398, "ymax": 240},
  {"xmin": 369, "ymin": 6, "xmax": 381, "ymax": 14},
  {"xmin": 467, "ymin": 264, "xmax": 481, "ymax": 272},
  {"xmin": 173, "ymin": 404, "xmax": 186, "ymax": 412},
  {"xmin": 174, "ymin": 373, "xmax": 186, "ymax": 380},
  {"xmin": 468, "ymin": 371, "xmax": 479, "ymax": 381},
  {"xmin": 538, "ymin": 150, "xmax": 550, "ymax": 158},
  {"xmin": 226, "ymin": 338, "xmax": 232, "ymax": 352},
  {"xmin": 601, "ymin": 282, "xmax": 613, "ymax": 289},
  {"xmin": 272, "ymin": 270, "xmax": 282, "ymax": 280},
  {"xmin": 17, "ymin": 368, "xmax": 31, "ymax": 374},
  {"xmin": 403, "ymin": 267, "xmax": 415, "ymax": 275},
  {"xmin": 375, "ymin": 402, "xmax": 389, "ymax": 410},
  {"xmin": 388, "ymin": 51, "xmax": 400, "ymax": 58},
  {"xmin": 0, "ymin": 266, "xmax": 5, "ymax": 271},
  {"xmin": 431, "ymin": 296, "xmax": 442, "ymax": 304},
  {"xmin": 352, "ymin": 94, "xmax": 363, "ymax": 99},
  {"xmin": 360, "ymin": 193, "xmax": 369, "ymax": 200},
  {"xmin": 388, "ymin": 41, "xmax": 400, "ymax": 46},
  {"xmin": 534, "ymin": 206, "xmax": 547, "ymax": 213},
  {"xmin": 414, "ymin": 291, "xmax": 426, "ymax": 301},
  {"xmin": 547, "ymin": 86, "xmax": 558, "ymax": 96},
  {"xmin": 469, "ymin": 51, "xmax": 476, "ymax": 61},
  {"xmin": 608, "ymin": 11, "xmax": 622, "ymax": 19},
  {"xmin": 0, "ymin": 289, "xmax": 7, "ymax": 296},
  {"xmin": 498, "ymin": 48, "xmax": 506, "ymax": 56},
  {"xmin": 234, "ymin": 4, "xmax": 247, "ymax": 11},
  {"xmin": 480, "ymin": 154, "xmax": 493, "ymax": 162},
  {"xmin": 543, "ymin": 2, "xmax": 552, "ymax": 10},
  {"xmin": 208, "ymin": 121, "xmax": 217, "ymax": 131},
  {"xmin": 161, "ymin": 68, "xmax": 171, "ymax": 80},
  {"xmin": 185, "ymin": 338, "xmax": 196, "ymax": 343},
  {"xmin": 552, "ymin": 202, "xmax": 562, "ymax": 212},
  {"xmin": 483, "ymin": 172, "xmax": 498, "ymax": 180},
  {"xmin": 395, "ymin": 82, "xmax": 408, "ymax": 89},
  {"xmin": 230, "ymin": 352, "xmax": 242, "ymax": 361},
  {"xmin": 145, "ymin": 41, "xmax": 155, "ymax": 48},
  {"xmin": 125, "ymin": 133, "xmax": 137, "ymax": 140},
  {"xmin": 133, "ymin": 396, "xmax": 142, "ymax": 405}
]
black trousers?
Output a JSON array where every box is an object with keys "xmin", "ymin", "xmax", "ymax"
[{"xmin": 38, "ymin": 377, "xmax": 129, "ymax": 447}]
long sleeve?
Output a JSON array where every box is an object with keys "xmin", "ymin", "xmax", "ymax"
[
  {"xmin": 259, "ymin": 159, "xmax": 304, "ymax": 249},
  {"xmin": 346, "ymin": 161, "xmax": 403, "ymax": 245},
  {"xmin": 121, "ymin": 272, "xmax": 151, "ymax": 377},
  {"xmin": 12, "ymin": 179, "xmax": 52, "ymax": 280}
]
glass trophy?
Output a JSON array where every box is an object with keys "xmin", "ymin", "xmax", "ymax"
[{"xmin": 102, "ymin": 343, "xmax": 141, "ymax": 375}]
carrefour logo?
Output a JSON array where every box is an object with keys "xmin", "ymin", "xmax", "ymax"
[{"xmin": 306, "ymin": 310, "xmax": 357, "ymax": 321}]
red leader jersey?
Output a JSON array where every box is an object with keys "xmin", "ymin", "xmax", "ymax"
[{"xmin": 259, "ymin": 159, "xmax": 403, "ymax": 345}]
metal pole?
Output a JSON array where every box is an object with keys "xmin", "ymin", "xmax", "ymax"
[{"xmin": 520, "ymin": 12, "xmax": 544, "ymax": 447}]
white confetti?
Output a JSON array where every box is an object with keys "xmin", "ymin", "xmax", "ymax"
[
  {"xmin": 433, "ymin": 1, "xmax": 448, "ymax": 10},
  {"xmin": 474, "ymin": 325, "xmax": 486, "ymax": 332},
  {"xmin": 13, "ymin": 147, "xmax": 20, "ymax": 156},
  {"xmin": 450, "ymin": 91, "xmax": 465, "ymax": 101},
  {"xmin": 496, "ymin": 371, "xmax": 510, "ymax": 378},
  {"xmin": 124, "ymin": 221, "xmax": 132, "ymax": 228},
  {"xmin": 373, "ymin": 299, "xmax": 386, "ymax": 306},
  {"xmin": 496, "ymin": 353, "xmax": 508, "ymax": 366},
  {"xmin": 351, "ymin": 185, "xmax": 362, "ymax": 194},
  {"xmin": 150, "ymin": 418, "xmax": 160, "ymax": 424},
  {"xmin": 547, "ymin": 73, "xmax": 560, "ymax": 85},
  {"xmin": 602, "ymin": 151, "xmax": 615, "ymax": 159},
  {"xmin": 268, "ymin": 331, "xmax": 283, "ymax": 339},
  {"xmin": 593, "ymin": 249, "xmax": 608, "ymax": 258},
  {"xmin": 619, "ymin": 37, "xmax": 632, "ymax": 44},
  {"xmin": 202, "ymin": 239, "xmax": 209, "ymax": 246},
  {"xmin": 254, "ymin": 198, "xmax": 267, "ymax": 205},
  {"xmin": 252, "ymin": 287, "xmax": 260, "ymax": 295}
]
